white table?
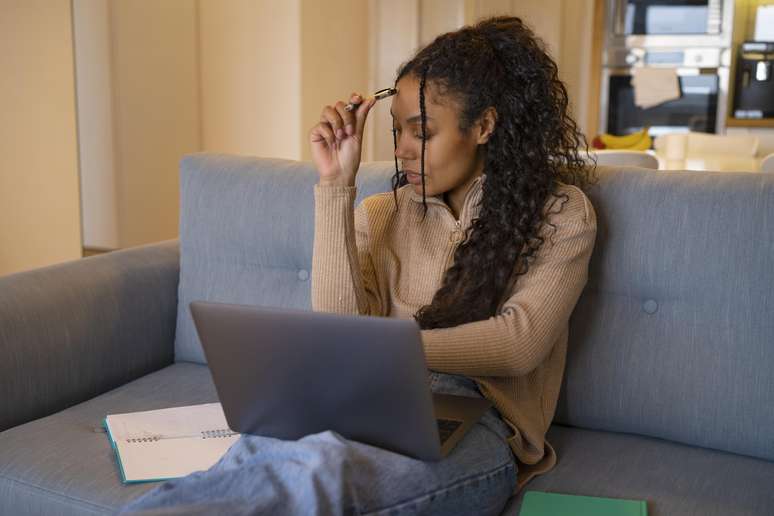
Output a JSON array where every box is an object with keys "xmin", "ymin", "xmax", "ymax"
[{"xmin": 657, "ymin": 155, "xmax": 761, "ymax": 172}]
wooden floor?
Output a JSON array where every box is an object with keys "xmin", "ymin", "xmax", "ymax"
[{"xmin": 82, "ymin": 247, "xmax": 113, "ymax": 257}]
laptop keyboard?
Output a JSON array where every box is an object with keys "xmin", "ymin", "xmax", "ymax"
[{"xmin": 436, "ymin": 418, "xmax": 463, "ymax": 444}]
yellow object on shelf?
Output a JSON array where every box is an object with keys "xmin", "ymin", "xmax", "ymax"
[{"xmin": 599, "ymin": 128, "xmax": 652, "ymax": 150}]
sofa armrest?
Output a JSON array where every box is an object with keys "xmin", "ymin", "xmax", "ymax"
[{"xmin": 0, "ymin": 240, "xmax": 180, "ymax": 432}]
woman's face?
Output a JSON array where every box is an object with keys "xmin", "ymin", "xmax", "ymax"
[{"xmin": 390, "ymin": 75, "xmax": 492, "ymax": 206}]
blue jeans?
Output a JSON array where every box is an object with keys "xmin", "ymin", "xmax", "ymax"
[{"xmin": 119, "ymin": 372, "xmax": 517, "ymax": 515}]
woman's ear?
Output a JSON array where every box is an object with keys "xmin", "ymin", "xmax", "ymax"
[{"xmin": 476, "ymin": 107, "xmax": 498, "ymax": 145}]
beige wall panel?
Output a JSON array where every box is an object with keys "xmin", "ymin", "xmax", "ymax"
[
  {"xmin": 466, "ymin": 0, "xmax": 562, "ymax": 56},
  {"xmin": 420, "ymin": 0, "xmax": 464, "ymax": 46},
  {"xmin": 559, "ymin": 0, "xmax": 596, "ymax": 136},
  {"xmin": 368, "ymin": 0, "xmax": 420, "ymax": 162},
  {"xmin": 110, "ymin": 0, "xmax": 201, "ymax": 248},
  {"xmin": 72, "ymin": 0, "xmax": 120, "ymax": 249},
  {"xmin": 301, "ymin": 0, "xmax": 370, "ymax": 161},
  {"xmin": 0, "ymin": 0, "xmax": 83, "ymax": 276},
  {"xmin": 509, "ymin": 0, "xmax": 562, "ymax": 61},
  {"xmin": 467, "ymin": 0, "xmax": 595, "ymax": 134},
  {"xmin": 465, "ymin": 0, "xmax": 511, "ymax": 23},
  {"xmin": 199, "ymin": 0, "xmax": 301, "ymax": 160}
]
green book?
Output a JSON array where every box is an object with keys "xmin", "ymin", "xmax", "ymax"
[{"xmin": 519, "ymin": 491, "xmax": 648, "ymax": 516}]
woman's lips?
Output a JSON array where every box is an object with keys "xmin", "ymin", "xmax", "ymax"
[{"xmin": 404, "ymin": 171, "xmax": 424, "ymax": 185}]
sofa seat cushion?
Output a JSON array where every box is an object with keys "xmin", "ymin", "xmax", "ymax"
[
  {"xmin": 7, "ymin": 362, "xmax": 772, "ymax": 516},
  {"xmin": 0, "ymin": 362, "xmax": 218, "ymax": 516},
  {"xmin": 503, "ymin": 425, "xmax": 774, "ymax": 516}
]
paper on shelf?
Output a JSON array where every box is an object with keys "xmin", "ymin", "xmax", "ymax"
[
  {"xmin": 631, "ymin": 67, "xmax": 681, "ymax": 109},
  {"xmin": 755, "ymin": 6, "xmax": 774, "ymax": 42}
]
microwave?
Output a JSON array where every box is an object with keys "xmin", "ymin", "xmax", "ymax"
[{"xmin": 606, "ymin": 0, "xmax": 734, "ymax": 48}]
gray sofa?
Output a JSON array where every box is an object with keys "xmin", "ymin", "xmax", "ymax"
[{"xmin": 1, "ymin": 154, "xmax": 773, "ymax": 515}]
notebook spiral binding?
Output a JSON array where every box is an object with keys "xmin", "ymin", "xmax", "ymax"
[
  {"xmin": 201, "ymin": 429, "xmax": 239, "ymax": 439},
  {"xmin": 125, "ymin": 429, "xmax": 239, "ymax": 443},
  {"xmin": 126, "ymin": 436, "xmax": 161, "ymax": 443}
]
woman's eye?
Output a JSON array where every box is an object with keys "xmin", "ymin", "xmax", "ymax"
[{"xmin": 392, "ymin": 127, "xmax": 430, "ymax": 141}]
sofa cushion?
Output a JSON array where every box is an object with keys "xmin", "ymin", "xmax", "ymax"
[
  {"xmin": 174, "ymin": 154, "xmax": 395, "ymax": 364},
  {"xmin": 503, "ymin": 425, "xmax": 774, "ymax": 516},
  {"xmin": 0, "ymin": 363, "xmax": 217, "ymax": 516},
  {"xmin": 558, "ymin": 167, "xmax": 774, "ymax": 462},
  {"xmin": 3, "ymin": 362, "xmax": 771, "ymax": 516}
]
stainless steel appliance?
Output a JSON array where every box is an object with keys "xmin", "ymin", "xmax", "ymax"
[
  {"xmin": 733, "ymin": 41, "xmax": 774, "ymax": 119},
  {"xmin": 607, "ymin": 0, "xmax": 733, "ymax": 47},
  {"xmin": 600, "ymin": 0, "xmax": 734, "ymax": 136}
]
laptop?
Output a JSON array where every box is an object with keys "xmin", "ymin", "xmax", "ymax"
[{"xmin": 189, "ymin": 301, "xmax": 492, "ymax": 461}]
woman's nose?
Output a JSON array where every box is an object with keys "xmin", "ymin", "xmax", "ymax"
[{"xmin": 393, "ymin": 136, "xmax": 416, "ymax": 162}]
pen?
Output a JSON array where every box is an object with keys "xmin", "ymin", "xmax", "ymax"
[{"xmin": 345, "ymin": 87, "xmax": 397, "ymax": 112}]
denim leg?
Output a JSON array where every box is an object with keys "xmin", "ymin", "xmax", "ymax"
[
  {"xmin": 350, "ymin": 372, "xmax": 517, "ymax": 515},
  {"xmin": 119, "ymin": 373, "xmax": 516, "ymax": 516},
  {"xmin": 119, "ymin": 431, "xmax": 363, "ymax": 516}
]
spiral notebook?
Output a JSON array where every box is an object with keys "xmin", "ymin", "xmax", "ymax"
[{"xmin": 103, "ymin": 403, "xmax": 241, "ymax": 484}]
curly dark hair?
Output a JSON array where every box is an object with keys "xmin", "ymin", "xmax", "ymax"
[{"xmin": 391, "ymin": 16, "xmax": 595, "ymax": 330}]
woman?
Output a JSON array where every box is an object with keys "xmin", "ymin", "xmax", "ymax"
[
  {"xmin": 311, "ymin": 10, "xmax": 596, "ymax": 500},
  {"xmin": 121, "ymin": 15, "xmax": 596, "ymax": 516}
]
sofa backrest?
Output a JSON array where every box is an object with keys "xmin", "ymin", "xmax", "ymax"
[
  {"xmin": 174, "ymin": 154, "xmax": 393, "ymax": 364},
  {"xmin": 556, "ymin": 165, "xmax": 774, "ymax": 463},
  {"xmin": 176, "ymin": 154, "xmax": 774, "ymax": 463}
]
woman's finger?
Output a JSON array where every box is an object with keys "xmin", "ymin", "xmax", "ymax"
[
  {"xmin": 354, "ymin": 96, "xmax": 376, "ymax": 136},
  {"xmin": 321, "ymin": 105, "xmax": 345, "ymax": 140},
  {"xmin": 335, "ymin": 100, "xmax": 357, "ymax": 136},
  {"xmin": 310, "ymin": 121, "xmax": 336, "ymax": 149}
]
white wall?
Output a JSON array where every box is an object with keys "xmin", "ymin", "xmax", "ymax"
[{"xmin": 0, "ymin": 0, "xmax": 83, "ymax": 276}]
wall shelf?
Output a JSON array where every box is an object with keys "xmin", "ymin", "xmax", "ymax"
[{"xmin": 726, "ymin": 118, "xmax": 774, "ymax": 128}]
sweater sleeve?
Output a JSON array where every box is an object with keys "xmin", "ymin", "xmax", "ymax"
[
  {"xmin": 420, "ymin": 191, "xmax": 597, "ymax": 377},
  {"xmin": 311, "ymin": 184, "xmax": 383, "ymax": 316}
]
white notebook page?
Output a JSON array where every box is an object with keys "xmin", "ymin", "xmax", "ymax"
[{"xmin": 105, "ymin": 403, "xmax": 240, "ymax": 482}]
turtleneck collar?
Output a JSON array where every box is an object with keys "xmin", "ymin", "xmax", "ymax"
[{"xmin": 407, "ymin": 173, "xmax": 486, "ymax": 207}]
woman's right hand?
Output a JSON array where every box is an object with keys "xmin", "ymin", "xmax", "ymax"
[{"xmin": 309, "ymin": 93, "xmax": 376, "ymax": 187}]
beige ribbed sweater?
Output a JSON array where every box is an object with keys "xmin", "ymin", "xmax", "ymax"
[{"xmin": 311, "ymin": 174, "xmax": 597, "ymax": 491}]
